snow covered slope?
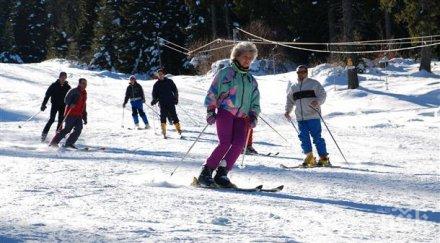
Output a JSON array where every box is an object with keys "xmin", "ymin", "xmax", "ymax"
[{"xmin": 0, "ymin": 59, "xmax": 439, "ymax": 242}]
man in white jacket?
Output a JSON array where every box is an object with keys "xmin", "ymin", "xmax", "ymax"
[{"xmin": 284, "ymin": 65, "xmax": 330, "ymax": 167}]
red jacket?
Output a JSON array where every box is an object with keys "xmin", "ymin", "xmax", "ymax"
[{"xmin": 64, "ymin": 87, "xmax": 87, "ymax": 119}]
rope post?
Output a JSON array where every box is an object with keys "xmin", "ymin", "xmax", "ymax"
[
  {"xmin": 157, "ymin": 36, "xmax": 162, "ymax": 67},
  {"xmin": 233, "ymin": 29, "xmax": 239, "ymax": 42}
]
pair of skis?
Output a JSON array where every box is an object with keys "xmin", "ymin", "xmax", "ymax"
[
  {"xmin": 280, "ymin": 164, "xmax": 341, "ymax": 169},
  {"xmin": 191, "ymin": 177, "xmax": 283, "ymax": 193}
]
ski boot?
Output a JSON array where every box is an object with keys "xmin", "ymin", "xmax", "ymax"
[
  {"xmin": 41, "ymin": 133, "xmax": 47, "ymax": 143},
  {"xmin": 214, "ymin": 160, "xmax": 235, "ymax": 188},
  {"xmin": 197, "ymin": 165, "xmax": 215, "ymax": 187},
  {"xmin": 174, "ymin": 122, "xmax": 182, "ymax": 135},
  {"xmin": 161, "ymin": 123, "xmax": 167, "ymax": 139},
  {"xmin": 246, "ymin": 146, "xmax": 258, "ymax": 155},
  {"xmin": 317, "ymin": 156, "xmax": 331, "ymax": 167},
  {"xmin": 64, "ymin": 144, "xmax": 78, "ymax": 150},
  {"xmin": 134, "ymin": 123, "xmax": 141, "ymax": 130},
  {"xmin": 145, "ymin": 123, "xmax": 151, "ymax": 129},
  {"xmin": 302, "ymin": 152, "xmax": 317, "ymax": 168}
]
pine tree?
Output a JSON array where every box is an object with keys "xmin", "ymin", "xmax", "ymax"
[
  {"xmin": 76, "ymin": 0, "xmax": 99, "ymax": 62},
  {"xmin": 114, "ymin": 0, "xmax": 157, "ymax": 73},
  {"xmin": 157, "ymin": 0, "xmax": 190, "ymax": 74},
  {"xmin": 396, "ymin": 0, "xmax": 440, "ymax": 72},
  {"xmin": 90, "ymin": 0, "xmax": 122, "ymax": 71},
  {"xmin": 11, "ymin": 0, "xmax": 50, "ymax": 62},
  {"xmin": 46, "ymin": 0, "xmax": 80, "ymax": 59}
]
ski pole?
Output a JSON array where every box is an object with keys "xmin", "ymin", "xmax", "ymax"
[
  {"xmin": 170, "ymin": 123, "xmax": 209, "ymax": 176},
  {"xmin": 309, "ymin": 105, "xmax": 349, "ymax": 164},
  {"xmin": 145, "ymin": 104, "xmax": 160, "ymax": 117},
  {"xmin": 56, "ymin": 108, "xmax": 72, "ymax": 132},
  {"xmin": 121, "ymin": 107, "xmax": 125, "ymax": 128},
  {"xmin": 18, "ymin": 110, "xmax": 42, "ymax": 128},
  {"xmin": 178, "ymin": 104, "xmax": 199, "ymax": 126},
  {"xmin": 145, "ymin": 104, "xmax": 160, "ymax": 135},
  {"xmin": 287, "ymin": 117, "xmax": 299, "ymax": 134},
  {"xmin": 258, "ymin": 114, "xmax": 288, "ymax": 142},
  {"xmin": 48, "ymin": 108, "xmax": 72, "ymax": 145},
  {"xmin": 239, "ymin": 128, "xmax": 252, "ymax": 168}
]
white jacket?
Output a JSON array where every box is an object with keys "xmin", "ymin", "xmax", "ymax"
[{"xmin": 285, "ymin": 78, "xmax": 326, "ymax": 121}]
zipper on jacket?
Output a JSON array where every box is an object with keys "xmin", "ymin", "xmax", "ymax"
[{"xmin": 237, "ymin": 73, "xmax": 246, "ymax": 115}]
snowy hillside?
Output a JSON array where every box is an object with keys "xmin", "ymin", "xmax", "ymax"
[{"xmin": 0, "ymin": 59, "xmax": 439, "ymax": 242}]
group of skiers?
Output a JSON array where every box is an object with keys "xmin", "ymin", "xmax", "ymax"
[
  {"xmin": 40, "ymin": 68, "xmax": 181, "ymax": 148},
  {"xmin": 38, "ymin": 41, "xmax": 330, "ymax": 188}
]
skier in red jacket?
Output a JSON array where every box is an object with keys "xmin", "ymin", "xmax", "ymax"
[{"xmin": 49, "ymin": 78, "xmax": 88, "ymax": 149}]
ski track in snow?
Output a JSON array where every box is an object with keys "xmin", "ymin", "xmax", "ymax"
[{"xmin": 0, "ymin": 59, "xmax": 439, "ymax": 242}]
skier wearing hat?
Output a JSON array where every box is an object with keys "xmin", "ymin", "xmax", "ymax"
[
  {"xmin": 284, "ymin": 65, "xmax": 330, "ymax": 167},
  {"xmin": 198, "ymin": 41, "xmax": 261, "ymax": 188},
  {"xmin": 123, "ymin": 75, "xmax": 150, "ymax": 129},
  {"xmin": 151, "ymin": 68, "xmax": 181, "ymax": 138},
  {"xmin": 40, "ymin": 71, "xmax": 71, "ymax": 142}
]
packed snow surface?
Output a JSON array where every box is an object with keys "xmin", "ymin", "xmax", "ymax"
[{"xmin": 0, "ymin": 58, "xmax": 439, "ymax": 241}]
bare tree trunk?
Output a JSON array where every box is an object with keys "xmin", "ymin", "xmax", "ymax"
[
  {"xmin": 420, "ymin": 46, "xmax": 431, "ymax": 72},
  {"xmin": 419, "ymin": 0, "xmax": 431, "ymax": 72},
  {"xmin": 224, "ymin": 0, "xmax": 231, "ymax": 38},
  {"xmin": 342, "ymin": 0, "xmax": 359, "ymax": 89},
  {"xmin": 384, "ymin": 9, "xmax": 392, "ymax": 40},
  {"xmin": 210, "ymin": 2, "xmax": 217, "ymax": 39},
  {"xmin": 327, "ymin": 0, "xmax": 336, "ymax": 62}
]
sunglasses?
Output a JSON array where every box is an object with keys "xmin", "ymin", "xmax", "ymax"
[{"xmin": 297, "ymin": 70, "xmax": 308, "ymax": 74}]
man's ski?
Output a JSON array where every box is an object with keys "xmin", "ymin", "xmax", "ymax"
[
  {"xmin": 280, "ymin": 164, "xmax": 341, "ymax": 169},
  {"xmin": 191, "ymin": 177, "xmax": 283, "ymax": 193},
  {"xmin": 62, "ymin": 146, "xmax": 106, "ymax": 152},
  {"xmin": 261, "ymin": 185, "xmax": 284, "ymax": 192}
]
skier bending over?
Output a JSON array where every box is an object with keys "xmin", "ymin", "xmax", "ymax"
[
  {"xmin": 198, "ymin": 41, "xmax": 261, "ymax": 187},
  {"xmin": 123, "ymin": 75, "xmax": 150, "ymax": 129},
  {"xmin": 49, "ymin": 78, "xmax": 88, "ymax": 149},
  {"xmin": 284, "ymin": 65, "xmax": 330, "ymax": 167}
]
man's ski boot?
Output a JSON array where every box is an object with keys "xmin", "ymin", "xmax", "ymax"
[
  {"xmin": 161, "ymin": 123, "xmax": 167, "ymax": 139},
  {"xmin": 145, "ymin": 123, "xmax": 151, "ymax": 129},
  {"xmin": 302, "ymin": 152, "xmax": 317, "ymax": 168},
  {"xmin": 174, "ymin": 122, "xmax": 182, "ymax": 135},
  {"xmin": 49, "ymin": 143, "xmax": 59, "ymax": 148},
  {"xmin": 245, "ymin": 146, "xmax": 258, "ymax": 155},
  {"xmin": 41, "ymin": 133, "xmax": 47, "ymax": 143},
  {"xmin": 197, "ymin": 165, "xmax": 215, "ymax": 187},
  {"xmin": 64, "ymin": 144, "xmax": 78, "ymax": 150},
  {"xmin": 317, "ymin": 156, "xmax": 331, "ymax": 167},
  {"xmin": 214, "ymin": 161, "xmax": 235, "ymax": 188}
]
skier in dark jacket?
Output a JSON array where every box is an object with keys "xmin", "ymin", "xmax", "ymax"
[
  {"xmin": 49, "ymin": 78, "xmax": 88, "ymax": 149},
  {"xmin": 123, "ymin": 75, "xmax": 150, "ymax": 129},
  {"xmin": 151, "ymin": 68, "xmax": 181, "ymax": 138},
  {"xmin": 40, "ymin": 72, "xmax": 71, "ymax": 142}
]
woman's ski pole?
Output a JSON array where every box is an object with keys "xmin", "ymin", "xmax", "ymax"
[
  {"xmin": 170, "ymin": 124, "xmax": 209, "ymax": 176},
  {"xmin": 239, "ymin": 128, "xmax": 253, "ymax": 168}
]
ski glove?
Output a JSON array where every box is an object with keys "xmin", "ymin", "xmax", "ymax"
[
  {"xmin": 83, "ymin": 117, "xmax": 87, "ymax": 125},
  {"xmin": 41, "ymin": 104, "xmax": 47, "ymax": 111},
  {"xmin": 206, "ymin": 109, "xmax": 216, "ymax": 125},
  {"xmin": 249, "ymin": 113, "xmax": 258, "ymax": 129}
]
